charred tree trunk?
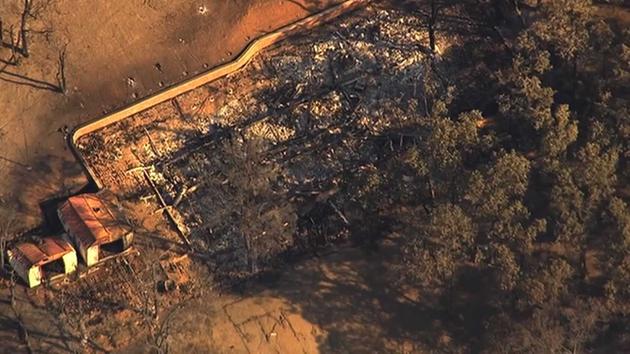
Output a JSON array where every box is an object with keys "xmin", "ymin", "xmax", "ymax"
[
  {"xmin": 18, "ymin": 0, "xmax": 32, "ymax": 58},
  {"xmin": 428, "ymin": 0, "xmax": 439, "ymax": 53},
  {"xmin": 512, "ymin": 0, "xmax": 525, "ymax": 27},
  {"xmin": 0, "ymin": 237, "xmax": 6, "ymax": 271},
  {"xmin": 56, "ymin": 44, "xmax": 67, "ymax": 93}
]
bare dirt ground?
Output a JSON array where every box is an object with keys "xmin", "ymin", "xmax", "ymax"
[
  {"xmin": 0, "ymin": 4, "xmax": 444, "ymax": 352},
  {"xmin": 0, "ymin": 0, "xmax": 339, "ymax": 230},
  {"xmin": 122, "ymin": 238, "xmax": 437, "ymax": 354}
]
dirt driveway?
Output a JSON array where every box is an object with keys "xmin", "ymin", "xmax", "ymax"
[{"xmin": 0, "ymin": 0, "xmax": 338, "ymax": 229}]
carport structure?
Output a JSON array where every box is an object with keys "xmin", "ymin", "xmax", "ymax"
[
  {"xmin": 58, "ymin": 194, "xmax": 133, "ymax": 267},
  {"xmin": 8, "ymin": 237, "xmax": 78, "ymax": 288}
]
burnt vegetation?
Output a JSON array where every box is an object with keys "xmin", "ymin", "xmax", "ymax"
[
  {"xmin": 4, "ymin": 0, "xmax": 627, "ymax": 352},
  {"xmin": 0, "ymin": 0, "xmax": 67, "ymax": 93},
  {"xmin": 204, "ymin": 1, "xmax": 628, "ymax": 350},
  {"xmin": 76, "ymin": 0, "xmax": 628, "ymax": 351}
]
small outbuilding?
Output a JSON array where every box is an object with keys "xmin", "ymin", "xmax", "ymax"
[
  {"xmin": 8, "ymin": 237, "xmax": 78, "ymax": 288},
  {"xmin": 58, "ymin": 193, "xmax": 133, "ymax": 267}
]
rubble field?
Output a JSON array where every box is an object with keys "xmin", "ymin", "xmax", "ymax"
[
  {"xmin": 68, "ymin": 4, "xmax": 437, "ymax": 350},
  {"xmin": 79, "ymin": 3, "xmax": 432, "ymax": 269}
]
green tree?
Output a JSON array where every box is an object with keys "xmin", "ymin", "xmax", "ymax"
[
  {"xmin": 530, "ymin": 0, "xmax": 593, "ymax": 62},
  {"xmin": 482, "ymin": 308, "xmax": 566, "ymax": 354},
  {"xmin": 404, "ymin": 110, "xmax": 481, "ymax": 203},
  {"xmin": 518, "ymin": 257, "xmax": 574, "ymax": 309},
  {"xmin": 604, "ymin": 197, "xmax": 630, "ymax": 256},
  {"xmin": 604, "ymin": 256, "xmax": 630, "ymax": 305},
  {"xmin": 547, "ymin": 163, "xmax": 586, "ymax": 244},
  {"xmin": 497, "ymin": 57, "xmax": 578, "ymax": 159},
  {"xmin": 488, "ymin": 243, "xmax": 520, "ymax": 292},
  {"xmin": 465, "ymin": 152, "xmax": 545, "ymax": 251},
  {"xmin": 602, "ymin": 198, "xmax": 630, "ymax": 305},
  {"xmin": 401, "ymin": 203, "xmax": 476, "ymax": 287},
  {"xmin": 574, "ymin": 142, "xmax": 619, "ymax": 215}
]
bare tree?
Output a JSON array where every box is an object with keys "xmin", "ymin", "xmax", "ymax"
[
  {"xmin": 55, "ymin": 41, "xmax": 67, "ymax": 93},
  {"xmin": 13, "ymin": 0, "xmax": 55, "ymax": 57},
  {"xmin": 1, "ymin": 24, "xmax": 21, "ymax": 70},
  {"xmin": 18, "ymin": 0, "xmax": 33, "ymax": 58},
  {"xmin": 0, "ymin": 209, "xmax": 17, "ymax": 272},
  {"xmin": 427, "ymin": 0, "xmax": 440, "ymax": 53},
  {"xmin": 213, "ymin": 138, "xmax": 297, "ymax": 274},
  {"xmin": 138, "ymin": 264, "xmax": 172, "ymax": 354},
  {"xmin": 404, "ymin": 0, "xmax": 456, "ymax": 53},
  {"xmin": 1, "ymin": 0, "xmax": 34, "ymax": 62},
  {"xmin": 0, "ymin": 0, "xmax": 67, "ymax": 93}
]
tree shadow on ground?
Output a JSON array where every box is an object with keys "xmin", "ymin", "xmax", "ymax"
[
  {"xmin": 240, "ymin": 237, "xmax": 453, "ymax": 353},
  {"xmin": 219, "ymin": 231, "xmax": 500, "ymax": 353},
  {"xmin": 0, "ymin": 313, "xmax": 28, "ymax": 353}
]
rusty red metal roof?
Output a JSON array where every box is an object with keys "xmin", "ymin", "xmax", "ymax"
[
  {"xmin": 12, "ymin": 237, "xmax": 75, "ymax": 269},
  {"xmin": 58, "ymin": 194, "xmax": 129, "ymax": 248}
]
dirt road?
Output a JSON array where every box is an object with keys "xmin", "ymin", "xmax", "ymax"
[{"xmin": 0, "ymin": 0, "xmax": 338, "ymax": 229}]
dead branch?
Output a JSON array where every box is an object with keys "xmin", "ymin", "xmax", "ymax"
[
  {"xmin": 0, "ymin": 210, "xmax": 15, "ymax": 272},
  {"xmin": 173, "ymin": 183, "xmax": 201, "ymax": 207},
  {"xmin": 1, "ymin": 26, "xmax": 20, "ymax": 71},
  {"xmin": 56, "ymin": 43, "xmax": 67, "ymax": 93},
  {"xmin": 329, "ymin": 200, "xmax": 350, "ymax": 226},
  {"xmin": 142, "ymin": 168, "xmax": 192, "ymax": 248},
  {"xmin": 144, "ymin": 127, "xmax": 161, "ymax": 157}
]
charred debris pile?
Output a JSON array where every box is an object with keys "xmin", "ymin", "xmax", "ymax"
[{"xmin": 77, "ymin": 7, "xmax": 435, "ymax": 282}]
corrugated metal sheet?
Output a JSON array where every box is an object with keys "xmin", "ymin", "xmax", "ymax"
[
  {"xmin": 14, "ymin": 243, "xmax": 47, "ymax": 268},
  {"xmin": 40, "ymin": 237, "xmax": 74, "ymax": 257},
  {"xmin": 12, "ymin": 238, "xmax": 75, "ymax": 269},
  {"xmin": 58, "ymin": 194, "xmax": 129, "ymax": 248}
]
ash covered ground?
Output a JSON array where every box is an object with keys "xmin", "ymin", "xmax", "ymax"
[{"xmin": 78, "ymin": 4, "xmax": 437, "ymax": 281}]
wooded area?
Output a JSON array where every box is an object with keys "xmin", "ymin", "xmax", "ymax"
[
  {"xmin": 0, "ymin": 0, "xmax": 627, "ymax": 351},
  {"xmin": 76, "ymin": 1, "xmax": 627, "ymax": 350},
  {"xmin": 162, "ymin": 1, "xmax": 628, "ymax": 350},
  {"xmin": 372, "ymin": 0, "xmax": 629, "ymax": 351}
]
